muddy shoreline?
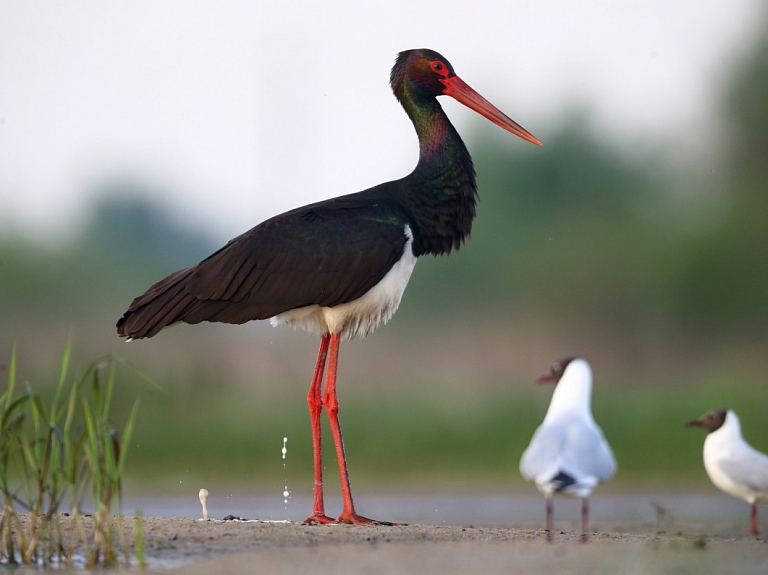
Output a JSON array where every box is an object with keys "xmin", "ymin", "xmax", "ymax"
[{"xmin": 9, "ymin": 513, "xmax": 768, "ymax": 574}]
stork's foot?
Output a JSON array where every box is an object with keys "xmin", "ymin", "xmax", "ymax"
[
  {"xmin": 303, "ymin": 513, "xmax": 336, "ymax": 525},
  {"xmin": 336, "ymin": 511, "xmax": 399, "ymax": 526}
]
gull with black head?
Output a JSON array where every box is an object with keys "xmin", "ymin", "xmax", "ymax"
[
  {"xmin": 520, "ymin": 357, "xmax": 616, "ymax": 541},
  {"xmin": 687, "ymin": 408, "xmax": 768, "ymax": 536}
]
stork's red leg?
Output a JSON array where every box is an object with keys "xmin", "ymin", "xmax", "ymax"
[
  {"xmin": 322, "ymin": 333, "xmax": 391, "ymax": 525},
  {"xmin": 303, "ymin": 335, "xmax": 334, "ymax": 524},
  {"xmin": 751, "ymin": 502, "xmax": 759, "ymax": 536}
]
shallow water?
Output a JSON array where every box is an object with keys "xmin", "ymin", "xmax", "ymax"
[{"xmin": 120, "ymin": 491, "xmax": 747, "ymax": 528}]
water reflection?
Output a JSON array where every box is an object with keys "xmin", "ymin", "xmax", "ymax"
[{"xmin": 120, "ymin": 492, "xmax": 745, "ymax": 527}]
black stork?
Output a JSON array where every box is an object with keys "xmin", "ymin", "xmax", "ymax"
[{"xmin": 117, "ymin": 48, "xmax": 542, "ymax": 525}]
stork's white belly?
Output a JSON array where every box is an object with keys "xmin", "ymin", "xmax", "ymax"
[{"xmin": 270, "ymin": 226, "xmax": 417, "ymax": 340}]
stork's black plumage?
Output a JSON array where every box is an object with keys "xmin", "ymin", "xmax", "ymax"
[
  {"xmin": 118, "ymin": 196, "xmax": 411, "ymax": 338},
  {"xmin": 117, "ymin": 48, "xmax": 541, "ymax": 524}
]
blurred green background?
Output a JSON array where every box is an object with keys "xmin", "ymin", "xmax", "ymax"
[{"xmin": 2, "ymin": 14, "xmax": 768, "ymax": 498}]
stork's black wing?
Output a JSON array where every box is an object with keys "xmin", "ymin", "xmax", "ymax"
[{"xmin": 116, "ymin": 199, "xmax": 409, "ymax": 339}]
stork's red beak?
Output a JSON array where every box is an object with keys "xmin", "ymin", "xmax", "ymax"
[{"xmin": 440, "ymin": 75, "xmax": 542, "ymax": 147}]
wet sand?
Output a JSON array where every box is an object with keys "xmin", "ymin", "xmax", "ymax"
[{"xmin": 30, "ymin": 513, "xmax": 768, "ymax": 574}]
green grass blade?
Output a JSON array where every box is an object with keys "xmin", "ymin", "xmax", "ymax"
[
  {"xmin": 3, "ymin": 344, "xmax": 17, "ymax": 410},
  {"xmin": 102, "ymin": 362, "xmax": 116, "ymax": 421},
  {"xmin": 115, "ymin": 400, "xmax": 140, "ymax": 476},
  {"xmin": 111, "ymin": 356, "xmax": 165, "ymax": 393},
  {"xmin": 50, "ymin": 337, "xmax": 73, "ymax": 423}
]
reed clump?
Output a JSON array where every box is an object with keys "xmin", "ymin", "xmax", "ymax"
[{"xmin": 0, "ymin": 340, "xmax": 146, "ymax": 567}]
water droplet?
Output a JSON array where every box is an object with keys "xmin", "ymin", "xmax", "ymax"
[{"xmin": 281, "ymin": 437, "xmax": 290, "ymax": 505}]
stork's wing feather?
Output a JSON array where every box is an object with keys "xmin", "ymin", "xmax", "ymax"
[{"xmin": 116, "ymin": 202, "xmax": 408, "ymax": 339}]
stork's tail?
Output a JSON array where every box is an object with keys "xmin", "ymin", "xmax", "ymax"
[{"xmin": 116, "ymin": 266, "xmax": 203, "ymax": 339}]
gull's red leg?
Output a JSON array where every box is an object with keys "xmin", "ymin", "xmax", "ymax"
[
  {"xmin": 545, "ymin": 497, "xmax": 553, "ymax": 542},
  {"xmin": 580, "ymin": 497, "xmax": 590, "ymax": 542},
  {"xmin": 751, "ymin": 502, "xmax": 759, "ymax": 536},
  {"xmin": 303, "ymin": 334, "xmax": 334, "ymax": 524},
  {"xmin": 322, "ymin": 333, "xmax": 391, "ymax": 525}
]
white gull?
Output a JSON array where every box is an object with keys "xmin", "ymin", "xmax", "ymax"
[
  {"xmin": 519, "ymin": 357, "xmax": 616, "ymax": 541},
  {"xmin": 687, "ymin": 408, "xmax": 768, "ymax": 536}
]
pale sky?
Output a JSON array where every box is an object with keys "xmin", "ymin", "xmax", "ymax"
[{"xmin": 0, "ymin": 0, "xmax": 763, "ymax": 243}]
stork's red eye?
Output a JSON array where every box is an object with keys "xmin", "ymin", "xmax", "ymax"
[{"xmin": 430, "ymin": 60, "xmax": 449, "ymax": 76}]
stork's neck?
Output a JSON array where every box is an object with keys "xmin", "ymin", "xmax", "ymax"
[{"xmin": 398, "ymin": 96, "xmax": 478, "ymax": 257}]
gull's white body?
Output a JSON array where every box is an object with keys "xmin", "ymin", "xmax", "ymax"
[
  {"xmin": 702, "ymin": 410, "xmax": 768, "ymax": 506},
  {"xmin": 520, "ymin": 359, "xmax": 616, "ymax": 498}
]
